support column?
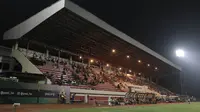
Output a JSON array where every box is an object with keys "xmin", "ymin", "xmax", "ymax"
[
  {"xmin": 70, "ymin": 56, "xmax": 72, "ymax": 64},
  {"xmin": 12, "ymin": 41, "xmax": 19, "ymax": 51},
  {"xmin": 12, "ymin": 41, "xmax": 18, "ymax": 52},
  {"xmin": 180, "ymin": 71, "xmax": 183, "ymax": 95},
  {"xmin": 84, "ymin": 94, "xmax": 88, "ymax": 104},
  {"xmin": 26, "ymin": 41, "xmax": 30, "ymax": 57},
  {"xmin": 46, "ymin": 50, "xmax": 49, "ymax": 58},
  {"xmin": 14, "ymin": 41, "xmax": 18, "ymax": 50}
]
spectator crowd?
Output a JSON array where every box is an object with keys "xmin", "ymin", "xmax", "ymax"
[{"xmin": 19, "ymin": 48, "xmax": 174, "ymax": 95}]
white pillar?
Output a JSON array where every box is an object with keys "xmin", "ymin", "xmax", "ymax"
[
  {"xmin": 46, "ymin": 50, "xmax": 49, "ymax": 58},
  {"xmin": 14, "ymin": 41, "xmax": 18, "ymax": 50},
  {"xmin": 70, "ymin": 56, "xmax": 72, "ymax": 64},
  {"xmin": 12, "ymin": 45, "xmax": 14, "ymax": 52},
  {"xmin": 84, "ymin": 94, "xmax": 88, "ymax": 103},
  {"xmin": 26, "ymin": 41, "xmax": 30, "ymax": 57}
]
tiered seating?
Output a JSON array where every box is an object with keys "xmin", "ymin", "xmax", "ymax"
[
  {"xmin": 94, "ymin": 82, "xmax": 117, "ymax": 91},
  {"xmin": 18, "ymin": 48, "xmax": 174, "ymax": 95},
  {"xmin": 69, "ymin": 85, "xmax": 92, "ymax": 89}
]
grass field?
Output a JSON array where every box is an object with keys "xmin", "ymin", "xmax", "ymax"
[{"xmin": 42, "ymin": 103, "xmax": 200, "ymax": 112}]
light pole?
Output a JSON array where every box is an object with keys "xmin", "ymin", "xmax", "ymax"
[{"xmin": 175, "ymin": 49, "xmax": 185, "ymax": 95}]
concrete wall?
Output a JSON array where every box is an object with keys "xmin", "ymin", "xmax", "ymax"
[
  {"xmin": 0, "ymin": 56, "xmax": 16, "ymax": 72},
  {"xmin": 0, "ymin": 46, "xmax": 12, "ymax": 57}
]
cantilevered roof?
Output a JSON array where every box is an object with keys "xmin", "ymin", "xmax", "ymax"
[{"xmin": 3, "ymin": 0, "xmax": 181, "ymax": 74}]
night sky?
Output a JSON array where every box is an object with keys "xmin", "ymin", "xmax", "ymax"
[{"xmin": 2, "ymin": 0, "xmax": 200, "ymax": 98}]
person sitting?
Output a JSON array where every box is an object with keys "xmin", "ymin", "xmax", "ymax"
[{"xmin": 71, "ymin": 80, "xmax": 76, "ymax": 85}]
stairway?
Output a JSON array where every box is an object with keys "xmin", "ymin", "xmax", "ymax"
[{"xmin": 11, "ymin": 49, "xmax": 42, "ymax": 74}]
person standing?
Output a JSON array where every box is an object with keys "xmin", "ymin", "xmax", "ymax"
[
  {"xmin": 188, "ymin": 98, "xmax": 191, "ymax": 104},
  {"xmin": 59, "ymin": 91, "xmax": 66, "ymax": 104},
  {"xmin": 108, "ymin": 97, "xmax": 112, "ymax": 106}
]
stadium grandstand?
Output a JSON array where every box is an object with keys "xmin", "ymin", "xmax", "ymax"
[{"xmin": 0, "ymin": 0, "xmax": 188, "ymax": 106}]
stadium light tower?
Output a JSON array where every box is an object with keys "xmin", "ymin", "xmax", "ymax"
[
  {"xmin": 175, "ymin": 49, "xmax": 185, "ymax": 58},
  {"xmin": 175, "ymin": 49, "xmax": 185, "ymax": 95}
]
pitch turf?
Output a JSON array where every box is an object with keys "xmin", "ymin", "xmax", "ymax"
[{"xmin": 42, "ymin": 103, "xmax": 200, "ymax": 112}]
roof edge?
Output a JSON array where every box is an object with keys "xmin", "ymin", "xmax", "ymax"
[{"xmin": 3, "ymin": 0, "xmax": 65, "ymax": 40}]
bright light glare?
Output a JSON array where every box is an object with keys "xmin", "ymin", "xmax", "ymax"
[
  {"xmin": 176, "ymin": 49, "xmax": 185, "ymax": 57},
  {"xmin": 127, "ymin": 74, "xmax": 131, "ymax": 77},
  {"xmin": 106, "ymin": 64, "xmax": 109, "ymax": 67},
  {"xmin": 112, "ymin": 49, "xmax": 116, "ymax": 53},
  {"xmin": 90, "ymin": 59, "xmax": 94, "ymax": 63},
  {"xmin": 126, "ymin": 55, "xmax": 130, "ymax": 58}
]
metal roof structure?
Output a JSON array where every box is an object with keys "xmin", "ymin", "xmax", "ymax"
[{"xmin": 3, "ymin": 0, "xmax": 181, "ymax": 76}]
